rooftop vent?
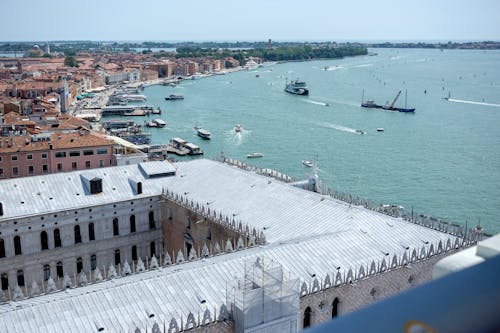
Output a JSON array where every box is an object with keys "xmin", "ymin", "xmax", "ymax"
[
  {"xmin": 81, "ymin": 173, "xmax": 103, "ymax": 195},
  {"xmin": 128, "ymin": 177, "xmax": 143, "ymax": 195},
  {"xmin": 90, "ymin": 178, "xmax": 103, "ymax": 194}
]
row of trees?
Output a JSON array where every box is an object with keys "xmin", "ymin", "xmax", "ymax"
[{"xmin": 150, "ymin": 45, "xmax": 367, "ymax": 64}]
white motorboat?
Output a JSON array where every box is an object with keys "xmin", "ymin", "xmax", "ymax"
[
  {"xmin": 302, "ymin": 160, "xmax": 313, "ymax": 167},
  {"xmin": 235, "ymin": 124, "xmax": 242, "ymax": 132},
  {"xmin": 247, "ymin": 152, "xmax": 263, "ymax": 158},
  {"xmin": 197, "ymin": 128, "xmax": 211, "ymax": 139},
  {"xmin": 153, "ymin": 119, "xmax": 166, "ymax": 127}
]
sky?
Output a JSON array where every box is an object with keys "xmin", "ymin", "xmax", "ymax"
[{"xmin": 1, "ymin": 0, "xmax": 499, "ymax": 42}]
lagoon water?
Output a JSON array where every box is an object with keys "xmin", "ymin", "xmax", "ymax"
[{"xmin": 141, "ymin": 48, "xmax": 500, "ymax": 234}]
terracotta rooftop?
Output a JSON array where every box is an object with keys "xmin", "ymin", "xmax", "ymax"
[{"xmin": 0, "ymin": 130, "xmax": 115, "ymax": 153}]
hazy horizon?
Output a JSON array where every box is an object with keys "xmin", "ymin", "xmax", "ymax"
[{"xmin": 1, "ymin": 0, "xmax": 499, "ymax": 42}]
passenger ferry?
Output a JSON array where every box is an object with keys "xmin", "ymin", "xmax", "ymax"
[{"xmin": 284, "ymin": 79, "xmax": 309, "ymax": 96}]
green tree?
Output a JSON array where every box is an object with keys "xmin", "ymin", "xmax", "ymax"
[{"xmin": 64, "ymin": 55, "xmax": 78, "ymax": 67}]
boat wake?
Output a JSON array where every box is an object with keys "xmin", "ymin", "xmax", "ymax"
[
  {"xmin": 224, "ymin": 129, "xmax": 250, "ymax": 145},
  {"xmin": 447, "ymin": 98, "xmax": 500, "ymax": 108},
  {"xmin": 318, "ymin": 122, "xmax": 363, "ymax": 135},
  {"xmin": 352, "ymin": 63, "xmax": 373, "ymax": 68},
  {"xmin": 304, "ymin": 99, "xmax": 330, "ymax": 107},
  {"xmin": 324, "ymin": 65, "xmax": 343, "ymax": 71}
]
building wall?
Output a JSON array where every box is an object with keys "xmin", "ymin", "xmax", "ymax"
[
  {"xmin": 0, "ymin": 143, "xmax": 116, "ymax": 179},
  {"xmin": 48, "ymin": 144, "xmax": 115, "ymax": 173},
  {"xmin": 297, "ymin": 251, "xmax": 453, "ymax": 330},
  {"xmin": 161, "ymin": 200, "xmax": 244, "ymax": 259},
  {"xmin": 0, "ymin": 196, "xmax": 162, "ymax": 294}
]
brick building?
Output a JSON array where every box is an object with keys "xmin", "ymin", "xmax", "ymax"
[{"xmin": 0, "ymin": 130, "xmax": 116, "ymax": 179}]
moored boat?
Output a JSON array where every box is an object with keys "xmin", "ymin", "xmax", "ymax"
[
  {"xmin": 165, "ymin": 94, "xmax": 184, "ymax": 101},
  {"xmin": 197, "ymin": 128, "xmax": 211, "ymax": 139},
  {"xmin": 285, "ymin": 79, "xmax": 309, "ymax": 96},
  {"xmin": 153, "ymin": 119, "xmax": 166, "ymax": 127}
]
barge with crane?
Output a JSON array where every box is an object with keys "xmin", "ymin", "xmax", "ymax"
[{"xmin": 361, "ymin": 90, "xmax": 415, "ymax": 113}]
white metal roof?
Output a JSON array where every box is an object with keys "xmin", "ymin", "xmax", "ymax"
[{"xmin": 0, "ymin": 159, "xmax": 459, "ymax": 332}]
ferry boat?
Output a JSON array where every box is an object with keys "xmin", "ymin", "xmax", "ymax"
[
  {"xmin": 167, "ymin": 138, "xmax": 203, "ymax": 156},
  {"xmin": 285, "ymin": 79, "xmax": 309, "ymax": 96},
  {"xmin": 165, "ymin": 94, "xmax": 184, "ymax": 101},
  {"xmin": 196, "ymin": 128, "xmax": 211, "ymax": 140},
  {"xmin": 247, "ymin": 152, "xmax": 263, "ymax": 158}
]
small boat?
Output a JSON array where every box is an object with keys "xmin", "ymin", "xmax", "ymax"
[
  {"xmin": 197, "ymin": 128, "xmax": 211, "ymax": 139},
  {"xmin": 247, "ymin": 152, "xmax": 263, "ymax": 158},
  {"xmin": 153, "ymin": 119, "xmax": 166, "ymax": 127},
  {"xmin": 376, "ymin": 128, "xmax": 385, "ymax": 132},
  {"xmin": 152, "ymin": 107, "xmax": 161, "ymax": 114},
  {"xmin": 284, "ymin": 79, "xmax": 309, "ymax": 96},
  {"xmin": 144, "ymin": 121, "xmax": 157, "ymax": 128},
  {"xmin": 165, "ymin": 94, "xmax": 184, "ymax": 101},
  {"xmin": 302, "ymin": 160, "xmax": 313, "ymax": 167},
  {"xmin": 235, "ymin": 124, "xmax": 242, "ymax": 132},
  {"xmin": 355, "ymin": 129, "xmax": 366, "ymax": 135}
]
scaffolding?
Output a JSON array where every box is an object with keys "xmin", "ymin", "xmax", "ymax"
[{"xmin": 227, "ymin": 257, "xmax": 300, "ymax": 333}]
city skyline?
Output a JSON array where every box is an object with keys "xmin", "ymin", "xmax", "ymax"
[{"xmin": 1, "ymin": 0, "xmax": 499, "ymax": 42}]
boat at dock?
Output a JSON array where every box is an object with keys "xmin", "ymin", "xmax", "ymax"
[
  {"xmin": 285, "ymin": 79, "xmax": 309, "ymax": 96},
  {"xmin": 145, "ymin": 119, "xmax": 166, "ymax": 128},
  {"xmin": 165, "ymin": 94, "xmax": 184, "ymax": 100},
  {"xmin": 153, "ymin": 119, "xmax": 166, "ymax": 127},
  {"xmin": 196, "ymin": 128, "xmax": 211, "ymax": 140},
  {"xmin": 247, "ymin": 152, "xmax": 263, "ymax": 158},
  {"xmin": 102, "ymin": 119, "xmax": 137, "ymax": 130},
  {"xmin": 120, "ymin": 94, "xmax": 147, "ymax": 102},
  {"xmin": 167, "ymin": 137, "xmax": 203, "ymax": 156},
  {"xmin": 101, "ymin": 105, "xmax": 155, "ymax": 117}
]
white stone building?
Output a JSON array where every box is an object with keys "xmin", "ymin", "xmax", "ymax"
[{"xmin": 0, "ymin": 159, "xmax": 478, "ymax": 332}]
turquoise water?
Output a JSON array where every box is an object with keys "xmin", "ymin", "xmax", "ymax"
[{"xmin": 140, "ymin": 48, "xmax": 500, "ymax": 234}]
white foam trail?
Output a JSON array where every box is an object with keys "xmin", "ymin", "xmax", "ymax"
[
  {"xmin": 319, "ymin": 122, "xmax": 361, "ymax": 134},
  {"xmin": 325, "ymin": 65, "xmax": 343, "ymax": 71},
  {"xmin": 448, "ymin": 98, "xmax": 500, "ymax": 108},
  {"xmin": 352, "ymin": 64, "xmax": 373, "ymax": 68},
  {"xmin": 304, "ymin": 100, "xmax": 329, "ymax": 107}
]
